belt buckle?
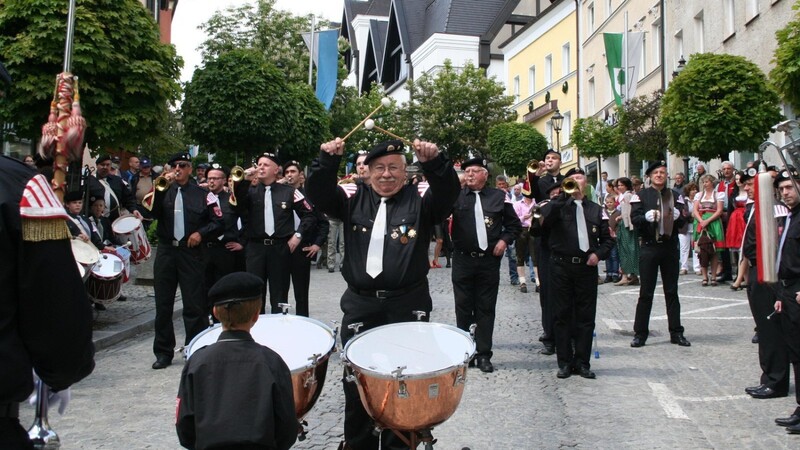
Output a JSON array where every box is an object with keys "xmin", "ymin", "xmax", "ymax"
[
  {"xmin": 374, "ymin": 290, "xmax": 389, "ymax": 299},
  {"xmin": 171, "ymin": 240, "xmax": 180, "ymax": 247},
  {"xmin": 469, "ymin": 251, "xmax": 483, "ymax": 258},
  {"xmin": 571, "ymin": 257, "xmax": 581, "ymax": 264},
  {"xmin": 263, "ymin": 239, "xmax": 274, "ymax": 245}
]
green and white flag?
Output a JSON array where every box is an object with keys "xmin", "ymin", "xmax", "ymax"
[{"xmin": 604, "ymin": 32, "xmax": 644, "ymax": 106}]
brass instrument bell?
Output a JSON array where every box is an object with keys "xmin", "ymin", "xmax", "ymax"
[{"xmin": 561, "ymin": 177, "xmax": 579, "ymax": 195}]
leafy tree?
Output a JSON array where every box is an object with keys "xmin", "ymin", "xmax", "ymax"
[
  {"xmin": 571, "ymin": 116, "xmax": 621, "ymax": 160},
  {"xmin": 198, "ymin": 0, "xmax": 316, "ymax": 85},
  {"xmin": 487, "ymin": 122, "xmax": 548, "ymax": 176},
  {"xmin": 661, "ymin": 53, "xmax": 782, "ymax": 161},
  {"xmin": 182, "ymin": 48, "xmax": 328, "ymax": 165},
  {"xmin": 770, "ymin": 0, "xmax": 800, "ymax": 111},
  {"xmin": 0, "ymin": 0, "xmax": 182, "ymax": 150},
  {"xmin": 400, "ymin": 60, "xmax": 516, "ymax": 161},
  {"xmin": 617, "ymin": 91, "xmax": 667, "ymax": 160},
  {"xmin": 138, "ymin": 110, "xmax": 191, "ymax": 165}
]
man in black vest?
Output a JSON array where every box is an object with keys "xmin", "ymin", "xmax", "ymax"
[{"xmin": 88, "ymin": 155, "xmax": 139, "ymax": 222}]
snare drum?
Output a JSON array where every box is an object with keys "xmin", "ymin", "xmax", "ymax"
[
  {"xmin": 343, "ymin": 322, "xmax": 475, "ymax": 431},
  {"xmin": 105, "ymin": 245, "xmax": 131, "ymax": 283},
  {"xmin": 70, "ymin": 238, "xmax": 100, "ymax": 275},
  {"xmin": 75, "ymin": 261, "xmax": 88, "ymax": 282},
  {"xmin": 186, "ymin": 314, "xmax": 335, "ymax": 420},
  {"xmin": 85, "ymin": 253, "xmax": 124, "ymax": 304},
  {"xmin": 112, "ymin": 216, "xmax": 151, "ymax": 264}
]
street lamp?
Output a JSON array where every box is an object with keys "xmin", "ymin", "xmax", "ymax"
[
  {"xmin": 551, "ymin": 109, "xmax": 564, "ymax": 151},
  {"xmin": 671, "ymin": 56, "xmax": 688, "ymax": 175}
]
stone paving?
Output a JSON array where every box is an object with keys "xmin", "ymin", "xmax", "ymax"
[{"xmin": 18, "ymin": 256, "xmax": 800, "ymax": 449}]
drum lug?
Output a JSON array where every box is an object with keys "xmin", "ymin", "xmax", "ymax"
[
  {"xmin": 453, "ymin": 367, "xmax": 466, "ymax": 386},
  {"xmin": 469, "ymin": 323, "xmax": 477, "ymax": 339},
  {"xmin": 412, "ymin": 310, "xmax": 427, "ymax": 321},
  {"xmin": 392, "ymin": 366, "xmax": 409, "ymax": 398},
  {"xmin": 277, "ymin": 303, "xmax": 291, "ymax": 315},
  {"xmin": 344, "ymin": 364, "xmax": 356, "ymax": 383},
  {"xmin": 348, "ymin": 322, "xmax": 364, "ymax": 334},
  {"xmin": 304, "ymin": 354, "xmax": 321, "ymax": 388}
]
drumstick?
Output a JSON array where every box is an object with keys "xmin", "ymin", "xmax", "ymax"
[
  {"xmin": 365, "ymin": 120, "xmax": 413, "ymax": 147},
  {"xmin": 342, "ymin": 97, "xmax": 392, "ymax": 141}
]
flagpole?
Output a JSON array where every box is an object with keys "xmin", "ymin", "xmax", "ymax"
[
  {"xmin": 623, "ymin": 11, "xmax": 628, "ymax": 103},
  {"xmin": 308, "ymin": 15, "xmax": 315, "ymax": 86}
]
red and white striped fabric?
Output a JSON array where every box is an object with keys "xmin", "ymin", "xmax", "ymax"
[
  {"xmin": 19, "ymin": 174, "xmax": 69, "ymax": 220},
  {"xmin": 416, "ymin": 181, "xmax": 430, "ymax": 197},
  {"xmin": 339, "ymin": 183, "xmax": 358, "ymax": 198}
]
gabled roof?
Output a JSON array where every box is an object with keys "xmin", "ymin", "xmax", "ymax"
[
  {"xmin": 342, "ymin": 0, "xmax": 393, "ymax": 49},
  {"xmin": 369, "ymin": 19, "xmax": 389, "ymax": 70},
  {"xmin": 363, "ymin": 0, "xmax": 392, "ymax": 16}
]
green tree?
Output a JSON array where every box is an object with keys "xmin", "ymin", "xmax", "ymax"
[
  {"xmin": 617, "ymin": 91, "xmax": 667, "ymax": 160},
  {"xmin": 182, "ymin": 48, "xmax": 328, "ymax": 165},
  {"xmin": 138, "ymin": 110, "xmax": 191, "ymax": 164},
  {"xmin": 198, "ymin": 0, "xmax": 316, "ymax": 84},
  {"xmin": 0, "ymin": 0, "xmax": 182, "ymax": 150},
  {"xmin": 487, "ymin": 122, "xmax": 548, "ymax": 176},
  {"xmin": 571, "ymin": 116, "xmax": 622, "ymax": 160},
  {"xmin": 400, "ymin": 60, "xmax": 516, "ymax": 161},
  {"xmin": 662, "ymin": 53, "xmax": 782, "ymax": 161},
  {"xmin": 770, "ymin": 0, "xmax": 800, "ymax": 111}
]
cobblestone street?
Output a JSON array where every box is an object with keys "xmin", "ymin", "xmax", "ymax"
[{"xmin": 19, "ymin": 258, "xmax": 799, "ymax": 449}]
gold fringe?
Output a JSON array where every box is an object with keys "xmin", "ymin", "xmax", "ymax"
[{"xmin": 22, "ymin": 219, "xmax": 71, "ymax": 242}]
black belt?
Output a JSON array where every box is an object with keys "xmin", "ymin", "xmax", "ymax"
[
  {"xmin": 205, "ymin": 241, "xmax": 236, "ymax": 248},
  {"xmin": 780, "ymin": 278, "xmax": 800, "ymax": 287},
  {"xmin": 0, "ymin": 402, "xmax": 19, "ymax": 419},
  {"xmin": 160, "ymin": 239, "xmax": 188, "ymax": 247},
  {"xmin": 348, "ymin": 280, "xmax": 425, "ymax": 299},
  {"xmin": 250, "ymin": 238, "xmax": 286, "ymax": 245},
  {"xmin": 458, "ymin": 250, "xmax": 487, "ymax": 258},
  {"xmin": 643, "ymin": 236, "xmax": 672, "ymax": 245},
  {"xmin": 552, "ymin": 254, "xmax": 587, "ymax": 264}
]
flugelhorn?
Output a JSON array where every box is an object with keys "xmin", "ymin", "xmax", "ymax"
[
  {"xmin": 562, "ymin": 177, "xmax": 579, "ymax": 195},
  {"xmin": 527, "ymin": 159, "xmax": 540, "ymax": 173},
  {"xmin": 230, "ymin": 166, "xmax": 245, "ymax": 182},
  {"xmin": 154, "ymin": 174, "xmax": 172, "ymax": 192}
]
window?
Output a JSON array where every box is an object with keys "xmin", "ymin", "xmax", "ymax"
[
  {"xmin": 724, "ymin": 0, "xmax": 735, "ymax": 37},
  {"xmin": 746, "ymin": 0, "xmax": 759, "ymax": 21},
  {"xmin": 640, "ymin": 34, "xmax": 647, "ymax": 80},
  {"xmin": 652, "ymin": 22, "xmax": 661, "ymax": 72},
  {"xmin": 513, "ymin": 76, "xmax": 520, "ymax": 103},
  {"xmin": 562, "ymin": 111, "xmax": 572, "ymax": 146},
  {"xmin": 605, "ymin": 0, "xmax": 613, "ymax": 17},
  {"xmin": 588, "ymin": 77, "xmax": 596, "ymax": 115},
  {"xmin": 545, "ymin": 121, "xmax": 553, "ymax": 148},
  {"xmin": 544, "ymin": 54, "xmax": 553, "ymax": 86},
  {"xmin": 562, "ymin": 43, "xmax": 571, "ymax": 76},
  {"xmin": 694, "ymin": 11, "xmax": 705, "ymax": 52},
  {"xmin": 528, "ymin": 65, "xmax": 536, "ymax": 95},
  {"xmin": 587, "ymin": 3, "xmax": 595, "ymax": 34},
  {"xmin": 674, "ymin": 30, "xmax": 684, "ymax": 63}
]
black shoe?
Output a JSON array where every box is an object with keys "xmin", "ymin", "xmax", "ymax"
[
  {"xmin": 578, "ymin": 367, "xmax": 596, "ymax": 379},
  {"xmin": 670, "ymin": 334, "xmax": 691, "ymax": 347},
  {"xmin": 328, "ymin": 268, "xmax": 335, "ymax": 273},
  {"xmin": 94, "ymin": 302, "xmax": 106, "ymax": 311},
  {"xmin": 519, "ymin": 283, "xmax": 527, "ymax": 293},
  {"xmin": 745, "ymin": 384, "xmax": 766, "ymax": 394},
  {"xmin": 468, "ymin": 358, "xmax": 475, "ymax": 368},
  {"xmin": 535, "ymin": 284, "xmax": 540, "ymax": 293},
  {"xmin": 538, "ymin": 333, "xmax": 548, "ymax": 342},
  {"xmin": 539, "ymin": 345, "xmax": 555, "ymax": 356},
  {"xmin": 630, "ymin": 336, "xmax": 646, "ymax": 348},
  {"xmin": 117, "ymin": 295, "xmax": 127, "ymax": 301},
  {"xmin": 476, "ymin": 357, "xmax": 494, "ymax": 373},
  {"xmin": 788, "ymin": 423, "xmax": 800, "ymax": 434},
  {"xmin": 751, "ymin": 333, "xmax": 759, "ymax": 344},
  {"xmin": 556, "ymin": 367, "xmax": 572, "ymax": 378},
  {"xmin": 152, "ymin": 356, "xmax": 172, "ymax": 370},
  {"xmin": 776, "ymin": 412, "xmax": 800, "ymax": 427},
  {"xmin": 749, "ymin": 386, "xmax": 787, "ymax": 399}
]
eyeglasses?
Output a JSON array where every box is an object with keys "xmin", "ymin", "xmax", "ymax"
[
  {"xmin": 206, "ymin": 176, "xmax": 226, "ymax": 181},
  {"xmin": 175, "ymin": 162, "xmax": 191, "ymax": 169}
]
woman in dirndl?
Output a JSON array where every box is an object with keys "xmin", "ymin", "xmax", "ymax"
[
  {"xmin": 614, "ymin": 177, "xmax": 640, "ymax": 286},
  {"xmin": 725, "ymin": 173, "xmax": 749, "ymax": 290},
  {"xmin": 693, "ymin": 174, "xmax": 725, "ymax": 286}
]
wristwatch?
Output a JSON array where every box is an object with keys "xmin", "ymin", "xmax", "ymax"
[{"xmin": 294, "ymin": 232, "xmax": 302, "ymax": 240}]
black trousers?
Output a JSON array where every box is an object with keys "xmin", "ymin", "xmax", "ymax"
[
  {"xmin": 535, "ymin": 238, "xmax": 555, "ymax": 346},
  {"xmin": 0, "ymin": 418, "xmax": 34, "ymax": 450},
  {"xmin": 747, "ymin": 265, "xmax": 789, "ymax": 393},
  {"xmin": 777, "ymin": 280, "xmax": 800, "ymax": 405},
  {"xmin": 203, "ymin": 244, "xmax": 239, "ymax": 319},
  {"xmin": 153, "ymin": 245, "xmax": 208, "ymax": 359},
  {"xmin": 551, "ymin": 259, "xmax": 598, "ymax": 370},
  {"xmin": 288, "ymin": 246, "xmax": 312, "ymax": 317},
  {"xmin": 340, "ymin": 282, "xmax": 432, "ymax": 450},
  {"xmin": 633, "ymin": 239, "xmax": 684, "ymax": 338},
  {"xmin": 246, "ymin": 240, "xmax": 291, "ymax": 314},
  {"xmin": 452, "ymin": 252, "xmax": 501, "ymax": 358}
]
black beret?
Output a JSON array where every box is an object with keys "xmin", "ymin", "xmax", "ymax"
[
  {"xmin": 64, "ymin": 191, "xmax": 83, "ymax": 203},
  {"xmin": 564, "ymin": 167, "xmax": 585, "ymax": 178},
  {"xmin": 461, "ymin": 157, "xmax": 488, "ymax": 170},
  {"xmin": 168, "ymin": 152, "xmax": 191, "ymax": 165},
  {"xmin": 543, "ymin": 148, "xmax": 561, "ymax": 159},
  {"xmin": 283, "ymin": 160, "xmax": 302, "ymax": 172},
  {"xmin": 140, "ymin": 156, "xmax": 152, "ymax": 167},
  {"xmin": 774, "ymin": 165, "xmax": 800, "ymax": 188},
  {"xmin": 363, "ymin": 140, "xmax": 405, "ymax": 165},
  {"xmin": 207, "ymin": 162, "xmax": 228, "ymax": 177},
  {"xmin": 739, "ymin": 166, "xmax": 758, "ymax": 183},
  {"xmin": 257, "ymin": 152, "xmax": 281, "ymax": 166},
  {"xmin": 645, "ymin": 160, "xmax": 667, "ymax": 176},
  {"xmin": 208, "ymin": 272, "xmax": 264, "ymax": 307},
  {"xmin": 96, "ymin": 155, "xmax": 111, "ymax": 165}
]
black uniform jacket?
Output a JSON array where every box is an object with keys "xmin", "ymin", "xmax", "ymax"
[
  {"xmin": 306, "ymin": 152, "xmax": 460, "ymax": 291},
  {"xmin": 630, "ymin": 186, "xmax": 686, "ymax": 244},
  {"xmin": 208, "ymin": 190, "xmax": 245, "ymax": 245},
  {"xmin": 66, "ymin": 212, "xmax": 104, "ymax": 250},
  {"xmin": 1, "ymin": 156, "xmax": 94, "ymax": 402},
  {"xmin": 176, "ymin": 330, "xmax": 297, "ymax": 450},
  {"xmin": 151, "ymin": 181, "xmax": 223, "ymax": 244},
  {"xmin": 528, "ymin": 172, "xmax": 565, "ymax": 202},
  {"xmin": 88, "ymin": 174, "xmax": 137, "ymax": 217},
  {"xmin": 233, "ymin": 181, "xmax": 314, "ymax": 240},
  {"xmin": 451, "ymin": 187, "xmax": 522, "ymax": 253},
  {"xmin": 297, "ymin": 187, "xmax": 329, "ymax": 248},
  {"xmin": 540, "ymin": 195, "xmax": 614, "ymax": 260},
  {"xmin": 778, "ymin": 204, "xmax": 800, "ymax": 281}
]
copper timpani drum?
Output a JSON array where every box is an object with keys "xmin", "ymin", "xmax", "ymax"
[
  {"xmin": 111, "ymin": 216, "xmax": 151, "ymax": 264},
  {"xmin": 343, "ymin": 322, "xmax": 475, "ymax": 433},
  {"xmin": 70, "ymin": 238, "xmax": 99, "ymax": 277},
  {"xmin": 185, "ymin": 314, "xmax": 336, "ymax": 421},
  {"xmin": 85, "ymin": 253, "xmax": 124, "ymax": 304}
]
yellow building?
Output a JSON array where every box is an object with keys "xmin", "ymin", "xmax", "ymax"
[{"xmin": 501, "ymin": 0, "xmax": 579, "ymax": 174}]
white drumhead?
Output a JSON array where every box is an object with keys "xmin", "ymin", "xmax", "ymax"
[
  {"xmin": 71, "ymin": 239, "xmax": 100, "ymax": 265},
  {"xmin": 186, "ymin": 314, "xmax": 335, "ymax": 372},
  {"xmin": 112, "ymin": 216, "xmax": 141, "ymax": 234},
  {"xmin": 76, "ymin": 261, "xmax": 85, "ymax": 279},
  {"xmin": 91, "ymin": 253, "xmax": 123, "ymax": 278},
  {"xmin": 345, "ymin": 322, "xmax": 475, "ymax": 376}
]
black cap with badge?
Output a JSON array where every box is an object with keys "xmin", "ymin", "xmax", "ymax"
[
  {"xmin": 257, "ymin": 152, "xmax": 281, "ymax": 166},
  {"xmin": 645, "ymin": 160, "xmax": 667, "ymax": 176},
  {"xmin": 461, "ymin": 157, "xmax": 488, "ymax": 170},
  {"xmin": 168, "ymin": 152, "xmax": 191, "ymax": 165},
  {"xmin": 208, "ymin": 272, "xmax": 264, "ymax": 308},
  {"xmin": 739, "ymin": 163, "xmax": 760, "ymax": 183},
  {"xmin": 564, "ymin": 167, "xmax": 585, "ymax": 178},
  {"xmin": 363, "ymin": 140, "xmax": 405, "ymax": 165},
  {"xmin": 774, "ymin": 165, "xmax": 800, "ymax": 188}
]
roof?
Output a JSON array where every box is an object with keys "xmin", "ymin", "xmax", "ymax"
[{"xmin": 369, "ymin": 19, "xmax": 389, "ymax": 68}]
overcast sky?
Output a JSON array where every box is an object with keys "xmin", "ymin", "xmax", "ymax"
[{"xmin": 172, "ymin": 0, "xmax": 344, "ymax": 82}]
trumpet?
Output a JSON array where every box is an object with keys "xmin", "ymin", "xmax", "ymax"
[
  {"xmin": 154, "ymin": 174, "xmax": 173, "ymax": 192},
  {"xmin": 230, "ymin": 166, "xmax": 245, "ymax": 182},
  {"xmin": 562, "ymin": 177, "xmax": 579, "ymax": 195},
  {"xmin": 526, "ymin": 159, "xmax": 540, "ymax": 173}
]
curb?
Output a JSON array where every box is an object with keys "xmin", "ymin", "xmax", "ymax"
[{"xmin": 93, "ymin": 301, "xmax": 183, "ymax": 351}]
